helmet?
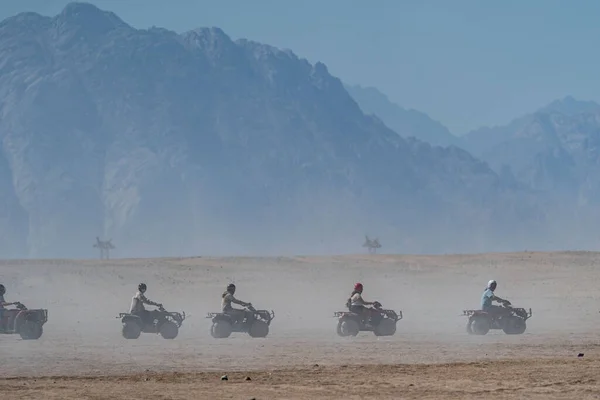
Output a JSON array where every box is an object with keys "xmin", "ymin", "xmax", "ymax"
[
  {"xmin": 487, "ymin": 280, "xmax": 497, "ymax": 290},
  {"xmin": 354, "ymin": 282, "xmax": 363, "ymax": 292},
  {"xmin": 0, "ymin": 284, "xmax": 5, "ymax": 296},
  {"xmin": 138, "ymin": 283, "xmax": 147, "ymax": 293},
  {"xmin": 227, "ymin": 283, "xmax": 236, "ymax": 294}
]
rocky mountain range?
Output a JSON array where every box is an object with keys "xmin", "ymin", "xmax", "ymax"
[
  {"xmin": 349, "ymin": 81, "xmax": 600, "ymax": 247},
  {"xmin": 461, "ymin": 97, "xmax": 600, "ymax": 245},
  {"xmin": 463, "ymin": 97, "xmax": 600, "ymax": 199},
  {"xmin": 0, "ymin": 2, "xmax": 594, "ymax": 258},
  {"xmin": 345, "ymin": 84, "xmax": 462, "ymax": 148}
]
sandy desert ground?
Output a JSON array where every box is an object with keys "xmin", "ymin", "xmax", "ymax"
[{"xmin": 1, "ymin": 251, "xmax": 600, "ymax": 399}]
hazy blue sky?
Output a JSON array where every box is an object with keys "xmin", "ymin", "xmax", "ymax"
[{"xmin": 2, "ymin": 0, "xmax": 599, "ymax": 134}]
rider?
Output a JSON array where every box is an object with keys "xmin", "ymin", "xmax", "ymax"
[
  {"xmin": 0, "ymin": 284, "xmax": 21, "ymax": 330},
  {"xmin": 222, "ymin": 283, "xmax": 253, "ymax": 323},
  {"xmin": 347, "ymin": 283, "xmax": 377, "ymax": 321},
  {"xmin": 130, "ymin": 283, "xmax": 163, "ymax": 325},
  {"xmin": 481, "ymin": 279, "xmax": 510, "ymax": 315}
]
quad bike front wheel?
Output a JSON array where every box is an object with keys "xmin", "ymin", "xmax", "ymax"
[
  {"xmin": 502, "ymin": 317, "xmax": 527, "ymax": 335},
  {"xmin": 374, "ymin": 318, "xmax": 397, "ymax": 336},
  {"xmin": 337, "ymin": 318, "xmax": 360, "ymax": 337},
  {"xmin": 248, "ymin": 320, "xmax": 269, "ymax": 338},
  {"xmin": 211, "ymin": 320, "xmax": 232, "ymax": 339},
  {"xmin": 19, "ymin": 321, "xmax": 43, "ymax": 340},
  {"xmin": 122, "ymin": 322, "xmax": 142, "ymax": 339},
  {"xmin": 466, "ymin": 320, "xmax": 473, "ymax": 334},
  {"xmin": 468, "ymin": 316, "xmax": 490, "ymax": 335},
  {"xmin": 159, "ymin": 321, "xmax": 179, "ymax": 339}
]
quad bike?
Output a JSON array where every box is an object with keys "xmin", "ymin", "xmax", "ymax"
[
  {"xmin": 0, "ymin": 302, "xmax": 48, "ymax": 340},
  {"xmin": 463, "ymin": 300, "xmax": 532, "ymax": 335},
  {"xmin": 207, "ymin": 304, "xmax": 275, "ymax": 338},
  {"xmin": 334, "ymin": 301, "xmax": 403, "ymax": 337},
  {"xmin": 117, "ymin": 306, "xmax": 186, "ymax": 339}
]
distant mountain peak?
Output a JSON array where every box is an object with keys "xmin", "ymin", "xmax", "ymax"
[
  {"xmin": 462, "ymin": 93, "xmax": 600, "ymax": 207},
  {"xmin": 344, "ymin": 84, "xmax": 461, "ymax": 148},
  {"xmin": 61, "ymin": 2, "xmax": 102, "ymax": 15},
  {"xmin": 186, "ymin": 26, "xmax": 230, "ymax": 40},
  {"xmin": 538, "ymin": 95, "xmax": 600, "ymax": 116},
  {"xmin": 313, "ymin": 61, "xmax": 328, "ymax": 74},
  {"xmin": 348, "ymin": 84, "xmax": 394, "ymax": 106},
  {"xmin": 236, "ymin": 38, "xmax": 299, "ymax": 64},
  {"xmin": 182, "ymin": 26, "xmax": 237, "ymax": 56},
  {"xmin": 60, "ymin": 2, "xmax": 126, "ymax": 27},
  {"xmin": 0, "ymin": 11, "xmax": 51, "ymax": 34},
  {"xmin": 52, "ymin": 2, "xmax": 129, "ymax": 42}
]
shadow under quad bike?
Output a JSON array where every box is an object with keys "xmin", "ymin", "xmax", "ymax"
[
  {"xmin": 118, "ymin": 306, "xmax": 186, "ymax": 339},
  {"xmin": 207, "ymin": 304, "xmax": 275, "ymax": 338},
  {"xmin": 334, "ymin": 301, "xmax": 403, "ymax": 337},
  {"xmin": 463, "ymin": 300, "xmax": 532, "ymax": 335},
  {"xmin": 0, "ymin": 302, "xmax": 48, "ymax": 340}
]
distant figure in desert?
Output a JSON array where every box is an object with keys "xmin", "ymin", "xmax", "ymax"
[
  {"xmin": 222, "ymin": 283, "xmax": 253, "ymax": 323},
  {"xmin": 129, "ymin": 283, "xmax": 163, "ymax": 324}
]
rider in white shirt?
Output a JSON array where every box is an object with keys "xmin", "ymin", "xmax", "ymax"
[{"xmin": 130, "ymin": 283, "xmax": 162, "ymax": 324}]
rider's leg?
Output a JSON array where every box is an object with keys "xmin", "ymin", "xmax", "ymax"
[
  {"xmin": 141, "ymin": 310, "xmax": 153, "ymax": 325},
  {"xmin": 483, "ymin": 305, "xmax": 504, "ymax": 316},
  {"xmin": 349, "ymin": 305, "xmax": 367, "ymax": 322},
  {"xmin": 131, "ymin": 310, "xmax": 143, "ymax": 322},
  {"xmin": 228, "ymin": 309, "xmax": 245, "ymax": 324},
  {"xmin": 149, "ymin": 310, "xmax": 160, "ymax": 322},
  {"xmin": 349, "ymin": 305, "xmax": 365, "ymax": 314}
]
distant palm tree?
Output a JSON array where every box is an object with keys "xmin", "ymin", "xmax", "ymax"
[
  {"xmin": 93, "ymin": 237, "xmax": 115, "ymax": 259},
  {"xmin": 362, "ymin": 235, "xmax": 382, "ymax": 254}
]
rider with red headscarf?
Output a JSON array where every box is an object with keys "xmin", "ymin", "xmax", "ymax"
[{"xmin": 347, "ymin": 283, "xmax": 376, "ymax": 319}]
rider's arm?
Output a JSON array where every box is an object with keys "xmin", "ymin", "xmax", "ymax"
[
  {"xmin": 491, "ymin": 294, "xmax": 505, "ymax": 303},
  {"xmin": 140, "ymin": 293, "xmax": 161, "ymax": 307},
  {"xmin": 0, "ymin": 297, "xmax": 15, "ymax": 306},
  {"xmin": 231, "ymin": 296, "xmax": 249, "ymax": 307}
]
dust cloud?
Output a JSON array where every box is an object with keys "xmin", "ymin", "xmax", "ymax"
[{"xmin": 1, "ymin": 251, "xmax": 599, "ymax": 378}]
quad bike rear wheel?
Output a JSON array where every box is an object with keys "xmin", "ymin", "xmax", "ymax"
[
  {"xmin": 19, "ymin": 321, "xmax": 43, "ymax": 340},
  {"xmin": 468, "ymin": 315, "xmax": 490, "ymax": 335},
  {"xmin": 211, "ymin": 320, "xmax": 232, "ymax": 339},
  {"xmin": 337, "ymin": 318, "xmax": 360, "ymax": 337},
  {"xmin": 122, "ymin": 322, "xmax": 141, "ymax": 339},
  {"xmin": 248, "ymin": 320, "xmax": 269, "ymax": 338},
  {"xmin": 374, "ymin": 318, "xmax": 396, "ymax": 336},
  {"xmin": 159, "ymin": 321, "xmax": 179, "ymax": 339},
  {"xmin": 502, "ymin": 317, "xmax": 526, "ymax": 335}
]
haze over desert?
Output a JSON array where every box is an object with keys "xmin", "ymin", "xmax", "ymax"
[
  {"xmin": 1, "ymin": 252, "xmax": 599, "ymax": 399},
  {"xmin": 2, "ymin": 1, "xmax": 600, "ymax": 399}
]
